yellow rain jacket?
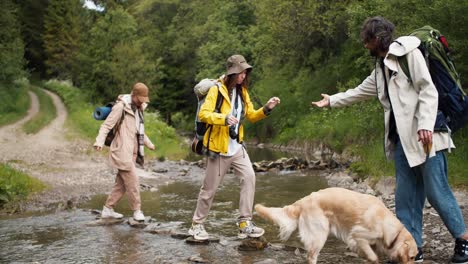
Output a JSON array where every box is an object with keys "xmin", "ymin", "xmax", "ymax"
[{"xmin": 199, "ymin": 80, "xmax": 268, "ymax": 154}]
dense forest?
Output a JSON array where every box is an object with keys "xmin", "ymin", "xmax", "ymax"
[{"xmin": 1, "ymin": 0, "xmax": 467, "ymax": 180}]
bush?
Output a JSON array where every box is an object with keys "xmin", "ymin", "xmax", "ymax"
[{"xmin": 0, "ymin": 163, "xmax": 46, "ymax": 207}]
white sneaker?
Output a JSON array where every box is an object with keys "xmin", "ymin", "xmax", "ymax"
[
  {"xmin": 237, "ymin": 220, "xmax": 265, "ymax": 239},
  {"xmin": 133, "ymin": 210, "xmax": 145, "ymax": 221},
  {"xmin": 188, "ymin": 223, "xmax": 209, "ymax": 240},
  {"xmin": 101, "ymin": 206, "xmax": 123, "ymax": 219}
]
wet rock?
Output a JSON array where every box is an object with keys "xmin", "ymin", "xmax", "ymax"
[
  {"xmin": 185, "ymin": 236, "xmax": 220, "ymax": 244},
  {"xmin": 188, "ymin": 254, "xmax": 209, "ymax": 263},
  {"xmin": 253, "ymin": 259, "xmax": 277, "ymax": 264},
  {"xmin": 145, "ymin": 222, "xmax": 184, "ymax": 235},
  {"xmin": 374, "ymin": 176, "xmax": 395, "ymax": 197},
  {"xmin": 128, "ymin": 216, "xmax": 151, "ymax": 228},
  {"xmin": 185, "ymin": 237, "xmax": 210, "ymax": 245},
  {"xmin": 90, "ymin": 209, "xmax": 101, "ymax": 215},
  {"xmin": 86, "ymin": 218, "xmax": 125, "ymax": 226},
  {"xmin": 238, "ymin": 236, "xmax": 268, "ymax": 251},
  {"xmin": 171, "ymin": 232, "xmax": 192, "ymax": 239},
  {"xmin": 153, "ymin": 168, "xmax": 168, "ymax": 173},
  {"xmin": 140, "ymin": 183, "xmax": 153, "ymax": 191},
  {"xmin": 178, "ymin": 168, "xmax": 189, "ymax": 176}
]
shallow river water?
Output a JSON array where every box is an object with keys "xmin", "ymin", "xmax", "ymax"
[{"xmin": 0, "ymin": 149, "xmax": 368, "ymax": 264}]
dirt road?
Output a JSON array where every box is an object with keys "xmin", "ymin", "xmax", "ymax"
[{"xmin": 0, "ymin": 89, "xmax": 116, "ymax": 211}]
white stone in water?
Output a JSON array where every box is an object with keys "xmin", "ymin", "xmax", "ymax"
[{"xmin": 86, "ymin": 218, "xmax": 125, "ymax": 226}]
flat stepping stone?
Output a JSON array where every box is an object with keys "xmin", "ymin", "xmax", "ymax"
[
  {"xmin": 128, "ymin": 217, "xmax": 151, "ymax": 228},
  {"xmin": 171, "ymin": 232, "xmax": 192, "ymax": 239},
  {"xmin": 185, "ymin": 236, "xmax": 220, "ymax": 244},
  {"xmin": 238, "ymin": 236, "xmax": 268, "ymax": 251},
  {"xmin": 86, "ymin": 218, "xmax": 125, "ymax": 226}
]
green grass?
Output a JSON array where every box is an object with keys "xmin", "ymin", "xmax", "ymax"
[
  {"xmin": 22, "ymin": 86, "xmax": 57, "ymax": 134},
  {"xmin": 0, "ymin": 79, "xmax": 30, "ymax": 127},
  {"xmin": 42, "ymin": 79, "xmax": 187, "ymax": 160},
  {"xmin": 0, "ymin": 163, "xmax": 47, "ymax": 208}
]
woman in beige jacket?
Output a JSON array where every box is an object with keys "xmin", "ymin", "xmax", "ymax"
[{"xmin": 94, "ymin": 83, "xmax": 155, "ymax": 221}]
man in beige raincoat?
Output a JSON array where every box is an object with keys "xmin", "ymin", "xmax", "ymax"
[{"xmin": 94, "ymin": 82, "xmax": 155, "ymax": 221}]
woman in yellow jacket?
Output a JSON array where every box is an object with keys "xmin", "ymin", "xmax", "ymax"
[{"xmin": 189, "ymin": 55, "xmax": 280, "ymax": 240}]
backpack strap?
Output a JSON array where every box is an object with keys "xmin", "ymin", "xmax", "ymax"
[
  {"xmin": 205, "ymin": 83, "xmax": 223, "ymax": 154},
  {"xmin": 397, "ymin": 55, "xmax": 412, "ymax": 83}
]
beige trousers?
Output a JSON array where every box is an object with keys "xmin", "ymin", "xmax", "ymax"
[
  {"xmin": 105, "ymin": 165, "xmax": 141, "ymax": 211},
  {"xmin": 193, "ymin": 148, "xmax": 256, "ymax": 223}
]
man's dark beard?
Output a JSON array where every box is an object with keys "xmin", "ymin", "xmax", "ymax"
[{"xmin": 369, "ymin": 48, "xmax": 379, "ymax": 57}]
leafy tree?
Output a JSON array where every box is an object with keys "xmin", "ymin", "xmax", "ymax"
[
  {"xmin": 43, "ymin": 0, "xmax": 82, "ymax": 79},
  {"xmin": 15, "ymin": 0, "xmax": 48, "ymax": 78},
  {"xmin": 0, "ymin": 0, "xmax": 25, "ymax": 84},
  {"xmin": 77, "ymin": 7, "xmax": 160, "ymax": 103}
]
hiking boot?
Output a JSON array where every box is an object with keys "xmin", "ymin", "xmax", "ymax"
[
  {"xmin": 452, "ymin": 238, "xmax": 468, "ymax": 264},
  {"xmin": 101, "ymin": 206, "xmax": 123, "ymax": 219},
  {"xmin": 188, "ymin": 223, "xmax": 209, "ymax": 241},
  {"xmin": 237, "ymin": 220, "xmax": 265, "ymax": 239},
  {"xmin": 415, "ymin": 248, "xmax": 423, "ymax": 263},
  {"xmin": 133, "ymin": 210, "xmax": 145, "ymax": 221}
]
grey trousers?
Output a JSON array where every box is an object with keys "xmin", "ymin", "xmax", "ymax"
[{"xmin": 192, "ymin": 148, "xmax": 256, "ymax": 223}]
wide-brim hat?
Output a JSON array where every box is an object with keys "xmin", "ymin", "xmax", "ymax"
[
  {"xmin": 132, "ymin": 82, "xmax": 150, "ymax": 103},
  {"xmin": 226, "ymin": 55, "xmax": 252, "ymax": 75}
]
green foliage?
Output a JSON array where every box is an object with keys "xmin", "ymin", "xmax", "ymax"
[
  {"xmin": 0, "ymin": 163, "xmax": 46, "ymax": 207},
  {"xmin": 9, "ymin": 0, "xmax": 467, "ymax": 183},
  {"xmin": 0, "ymin": 79, "xmax": 30, "ymax": 126},
  {"xmin": 42, "ymin": 79, "xmax": 186, "ymax": 160},
  {"xmin": 0, "ymin": 0, "xmax": 26, "ymax": 83},
  {"xmin": 144, "ymin": 112, "xmax": 187, "ymax": 160},
  {"xmin": 77, "ymin": 7, "xmax": 160, "ymax": 104},
  {"xmin": 15, "ymin": 0, "xmax": 48, "ymax": 77},
  {"xmin": 22, "ymin": 86, "xmax": 57, "ymax": 134},
  {"xmin": 43, "ymin": 0, "xmax": 82, "ymax": 79}
]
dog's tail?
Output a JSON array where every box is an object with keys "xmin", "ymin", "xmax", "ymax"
[{"xmin": 254, "ymin": 204, "xmax": 300, "ymax": 241}]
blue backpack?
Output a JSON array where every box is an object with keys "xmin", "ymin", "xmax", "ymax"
[{"xmin": 397, "ymin": 26, "xmax": 468, "ymax": 134}]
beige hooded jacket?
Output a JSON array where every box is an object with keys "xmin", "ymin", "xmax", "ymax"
[
  {"xmin": 94, "ymin": 94, "xmax": 154, "ymax": 171},
  {"xmin": 330, "ymin": 36, "xmax": 454, "ymax": 167}
]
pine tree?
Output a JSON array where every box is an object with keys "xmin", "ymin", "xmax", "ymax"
[
  {"xmin": 0, "ymin": 0, "xmax": 25, "ymax": 84},
  {"xmin": 43, "ymin": 0, "xmax": 82, "ymax": 79}
]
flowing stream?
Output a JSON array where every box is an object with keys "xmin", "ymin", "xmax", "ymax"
[{"xmin": 0, "ymin": 148, "xmax": 366, "ymax": 264}]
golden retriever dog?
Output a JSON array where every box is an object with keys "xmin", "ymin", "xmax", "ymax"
[{"xmin": 255, "ymin": 187, "xmax": 418, "ymax": 264}]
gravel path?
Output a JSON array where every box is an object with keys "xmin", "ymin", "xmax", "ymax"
[{"xmin": 0, "ymin": 89, "xmax": 115, "ymax": 212}]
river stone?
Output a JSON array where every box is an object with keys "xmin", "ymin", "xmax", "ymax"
[
  {"xmin": 86, "ymin": 218, "xmax": 125, "ymax": 226},
  {"xmin": 171, "ymin": 232, "xmax": 192, "ymax": 239},
  {"xmin": 188, "ymin": 254, "xmax": 209, "ymax": 263},
  {"xmin": 185, "ymin": 237, "xmax": 210, "ymax": 245},
  {"xmin": 238, "ymin": 236, "xmax": 268, "ymax": 251},
  {"xmin": 253, "ymin": 259, "xmax": 278, "ymax": 264},
  {"xmin": 185, "ymin": 236, "xmax": 220, "ymax": 244},
  {"xmin": 128, "ymin": 217, "xmax": 151, "ymax": 228}
]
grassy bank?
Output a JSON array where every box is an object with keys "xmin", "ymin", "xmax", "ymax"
[
  {"xmin": 0, "ymin": 79, "xmax": 30, "ymax": 127},
  {"xmin": 22, "ymin": 86, "xmax": 56, "ymax": 134},
  {"xmin": 0, "ymin": 163, "xmax": 46, "ymax": 208},
  {"xmin": 42, "ymin": 80, "xmax": 187, "ymax": 160}
]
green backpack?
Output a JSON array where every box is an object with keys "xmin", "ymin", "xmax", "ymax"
[{"xmin": 397, "ymin": 26, "xmax": 467, "ymax": 134}]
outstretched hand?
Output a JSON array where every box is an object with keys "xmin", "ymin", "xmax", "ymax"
[
  {"xmin": 265, "ymin": 97, "xmax": 281, "ymax": 110},
  {"xmin": 311, "ymin": 94, "xmax": 330, "ymax": 108},
  {"xmin": 94, "ymin": 145, "xmax": 102, "ymax": 151}
]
